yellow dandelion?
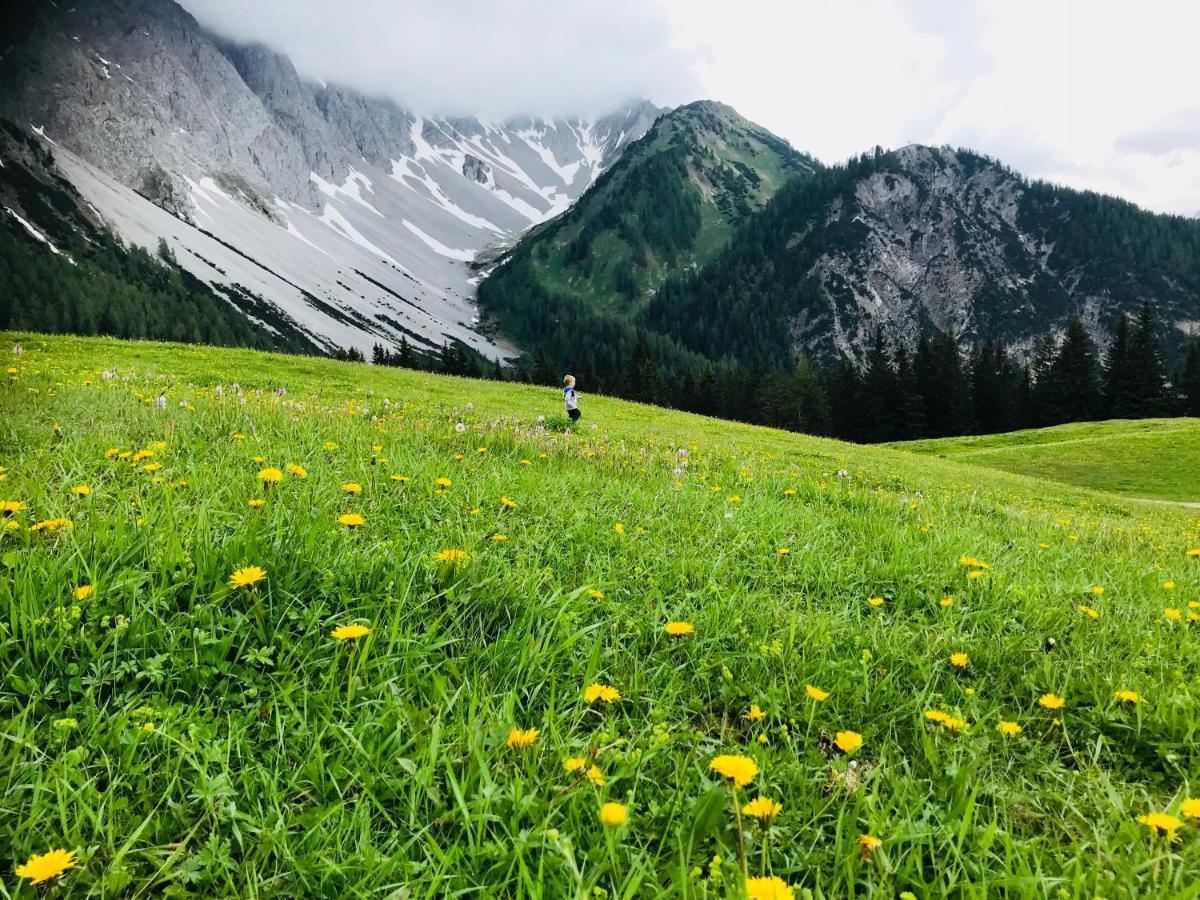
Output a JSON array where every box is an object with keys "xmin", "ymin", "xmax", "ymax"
[
  {"xmin": 1164, "ymin": 607, "xmax": 1182, "ymax": 621},
  {"xmin": 805, "ymin": 684, "xmax": 829, "ymax": 702},
  {"xmin": 599, "ymin": 802, "xmax": 627, "ymax": 827},
  {"xmin": 520, "ymin": 459, "xmax": 531, "ymax": 466},
  {"xmin": 506, "ymin": 727, "xmax": 539, "ymax": 749},
  {"xmin": 958, "ymin": 556, "xmax": 990, "ymax": 569},
  {"xmin": 500, "ymin": 496, "xmax": 517, "ymax": 508},
  {"xmin": 924, "ymin": 709, "xmax": 950, "ymax": 724},
  {"xmin": 745, "ymin": 876, "xmax": 794, "ymax": 900},
  {"xmin": 1038, "ymin": 693, "xmax": 1064, "ymax": 710},
  {"xmin": 390, "ymin": 474, "xmax": 410, "ymax": 483},
  {"xmin": 942, "ymin": 717, "xmax": 968, "ymax": 732},
  {"xmin": 490, "ymin": 534, "xmax": 508, "ymax": 542},
  {"xmin": 587, "ymin": 589, "xmax": 605, "ymax": 599},
  {"xmin": 1163, "ymin": 581, "xmax": 1176, "ymax": 590},
  {"xmin": 777, "ymin": 547, "xmax": 790, "ymax": 555},
  {"xmin": 338, "ymin": 512, "xmax": 364, "ymax": 528},
  {"xmin": 835, "ymin": 730, "xmax": 863, "ymax": 753},
  {"xmin": 342, "ymin": 482, "xmax": 362, "ymax": 494},
  {"xmin": 1092, "ymin": 585, "xmax": 1105, "ymax": 596},
  {"xmin": 74, "ymin": 584, "xmax": 94, "ymax": 601},
  {"xmin": 73, "ymin": 484, "xmax": 91, "ymax": 496},
  {"xmin": 997, "ymin": 720, "xmax": 1021, "ymax": 737},
  {"xmin": 583, "ymin": 683, "xmax": 621, "ymax": 703},
  {"xmin": 563, "ymin": 757, "xmax": 587, "ymax": 773},
  {"xmin": 322, "ymin": 441, "xmax": 338, "ymax": 451},
  {"xmin": 939, "ymin": 596, "xmax": 954, "ymax": 608},
  {"xmin": 614, "ymin": 522, "xmax": 625, "ymax": 535},
  {"xmin": 247, "ymin": 498, "xmax": 264, "ymax": 508},
  {"xmin": 858, "ymin": 834, "xmax": 882, "ymax": 859},
  {"xmin": 1077, "ymin": 605, "xmax": 1099, "ymax": 619},
  {"xmin": 1180, "ymin": 798, "xmax": 1200, "ymax": 819},
  {"xmin": 585, "ymin": 765, "xmax": 605, "ymax": 787},
  {"xmin": 741, "ymin": 795, "xmax": 782, "ymax": 822},
  {"xmin": 744, "ymin": 704, "xmax": 765, "ymax": 722},
  {"xmin": 0, "ymin": 500, "xmax": 26, "ymax": 516},
  {"xmin": 435, "ymin": 477, "xmax": 452, "ymax": 488},
  {"xmin": 142, "ymin": 462, "xmax": 161, "ymax": 473},
  {"xmin": 783, "ymin": 488, "xmax": 797, "ymax": 497},
  {"xmin": 229, "ymin": 565, "xmax": 266, "ymax": 589},
  {"xmin": 1138, "ymin": 812, "xmax": 1182, "ymax": 840},
  {"xmin": 966, "ymin": 570, "xmax": 984, "ymax": 580},
  {"xmin": 258, "ymin": 467, "xmax": 283, "ymax": 484},
  {"xmin": 436, "ymin": 548, "xmax": 468, "ymax": 563},
  {"xmin": 1113, "ymin": 690, "xmax": 1144, "ymax": 704},
  {"xmin": 949, "ymin": 652, "xmax": 969, "ymax": 668},
  {"xmin": 664, "ymin": 620, "xmax": 694, "ymax": 636},
  {"xmin": 15, "ymin": 848, "xmax": 78, "ymax": 885},
  {"xmin": 287, "ymin": 464, "xmax": 308, "ymax": 478},
  {"xmin": 867, "ymin": 596, "xmax": 885, "ymax": 607},
  {"xmin": 710, "ymin": 754, "xmax": 758, "ymax": 787},
  {"xmin": 331, "ymin": 623, "xmax": 370, "ymax": 641},
  {"xmin": 1188, "ymin": 548, "xmax": 1200, "ymax": 557}
]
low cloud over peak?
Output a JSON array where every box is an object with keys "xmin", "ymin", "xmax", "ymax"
[{"xmin": 178, "ymin": 0, "xmax": 697, "ymax": 119}]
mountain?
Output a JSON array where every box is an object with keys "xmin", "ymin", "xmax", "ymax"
[
  {"xmin": 646, "ymin": 145, "xmax": 1200, "ymax": 367},
  {"xmin": 0, "ymin": 119, "xmax": 315, "ymax": 349},
  {"xmin": 481, "ymin": 139, "xmax": 1200, "ymax": 380},
  {"xmin": 476, "ymin": 101, "xmax": 815, "ymax": 375},
  {"xmin": 0, "ymin": 0, "xmax": 661, "ymax": 356}
]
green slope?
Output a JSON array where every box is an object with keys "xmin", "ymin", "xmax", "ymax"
[
  {"xmin": 892, "ymin": 418, "xmax": 1200, "ymax": 501},
  {"xmin": 3, "ymin": 331, "xmax": 1199, "ymax": 897},
  {"xmin": 477, "ymin": 101, "xmax": 815, "ymax": 377}
]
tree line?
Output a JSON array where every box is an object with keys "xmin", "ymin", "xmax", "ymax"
[{"xmin": 363, "ymin": 300, "xmax": 1200, "ymax": 443}]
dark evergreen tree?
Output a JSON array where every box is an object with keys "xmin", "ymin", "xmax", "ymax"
[
  {"xmin": 1102, "ymin": 313, "xmax": 1133, "ymax": 416},
  {"xmin": 1036, "ymin": 318, "xmax": 1101, "ymax": 424},
  {"xmin": 1181, "ymin": 337, "xmax": 1200, "ymax": 417},
  {"xmin": 1121, "ymin": 300, "xmax": 1168, "ymax": 416}
]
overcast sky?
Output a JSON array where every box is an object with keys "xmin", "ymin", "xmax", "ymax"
[{"xmin": 180, "ymin": 0, "xmax": 1200, "ymax": 215}]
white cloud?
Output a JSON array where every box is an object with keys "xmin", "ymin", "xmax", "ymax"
[
  {"xmin": 180, "ymin": 0, "xmax": 1200, "ymax": 214},
  {"xmin": 178, "ymin": 0, "xmax": 698, "ymax": 119}
]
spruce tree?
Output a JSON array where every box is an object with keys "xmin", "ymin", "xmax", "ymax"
[
  {"xmin": 1037, "ymin": 318, "xmax": 1101, "ymax": 425},
  {"xmin": 1122, "ymin": 300, "xmax": 1168, "ymax": 417},
  {"xmin": 1102, "ymin": 313, "xmax": 1132, "ymax": 415},
  {"xmin": 1180, "ymin": 337, "xmax": 1200, "ymax": 417}
]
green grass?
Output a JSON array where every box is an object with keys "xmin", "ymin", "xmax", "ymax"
[
  {"xmin": 2, "ymin": 332, "xmax": 1200, "ymax": 898},
  {"xmin": 892, "ymin": 419, "xmax": 1200, "ymax": 502}
]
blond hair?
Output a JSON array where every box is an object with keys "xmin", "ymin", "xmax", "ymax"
[{"xmin": 563, "ymin": 374, "xmax": 575, "ymax": 386}]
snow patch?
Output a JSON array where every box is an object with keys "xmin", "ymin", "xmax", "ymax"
[
  {"xmin": 310, "ymin": 167, "xmax": 382, "ymax": 216},
  {"xmin": 30, "ymin": 124, "xmax": 57, "ymax": 145},
  {"xmin": 401, "ymin": 220, "xmax": 475, "ymax": 262},
  {"xmin": 318, "ymin": 204, "xmax": 406, "ymax": 271},
  {"xmin": 5, "ymin": 206, "xmax": 74, "ymax": 263}
]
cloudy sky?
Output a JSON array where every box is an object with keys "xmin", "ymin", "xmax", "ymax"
[{"xmin": 180, "ymin": 0, "xmax": 1200, "ymax": 215}]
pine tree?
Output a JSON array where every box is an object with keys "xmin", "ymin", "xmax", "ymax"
[
  {"xmin": 1180, "ymin": 337, "xmax": 1200, "ymax": 416},
  {"xmin": 1122, "ymin": 300, "xmax": 1168, "ymax": 417},
  {"xmin": 792, "ymin": 355, "xmax": 831, "ymax": 436},
  {"xmin": 860, "ymin": 329, "xmax": 897, "ymax": 441},
  {"xmin": 1037, "ymin": 318, "xmax": 1101, "ymax": 425},
  {"xmin": 1102, "ymin": 313, "xmax": 1133, "ymax": 415}
]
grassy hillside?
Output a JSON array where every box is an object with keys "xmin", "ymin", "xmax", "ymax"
[
  {"xmin": 3, "ymin": 332, "xmax": 1200, "ymax": 898},
  {"xmin": 893, "ymin": 419, "xmax": 1200, "ymax": 502},
  {"xmin": 476, "ymin": 102, "xmax": 814, "ymax": 382}
]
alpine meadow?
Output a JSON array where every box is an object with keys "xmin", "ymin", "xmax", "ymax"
[
  {"xmin": 2, "ymin": 333, "xmax": 1199, "ymax": 897},
  {"xmin": 5, "ymin": 0, "xmax": 1200, "ymax": 897}
]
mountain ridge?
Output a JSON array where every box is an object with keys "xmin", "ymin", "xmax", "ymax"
[{"xmin": 0, "ymin": 0, "xmax": 663, "ymax": 355}]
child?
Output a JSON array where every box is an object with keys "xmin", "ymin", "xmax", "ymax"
[{"xmin": 563, "ymin": 374, "xmax": 581, "ymax": 423}]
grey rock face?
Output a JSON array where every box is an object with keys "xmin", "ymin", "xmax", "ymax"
[
  {"xmin": 790, "ymin": 145, "xmax": 1197, "ymax": 362},
  {"xmin": 0, "ymin": 0, "xmax": 663, "ymax": 357},
  {"xmin": 462, "ymin": 155, "xmax": 490, "ymax": 185}
]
